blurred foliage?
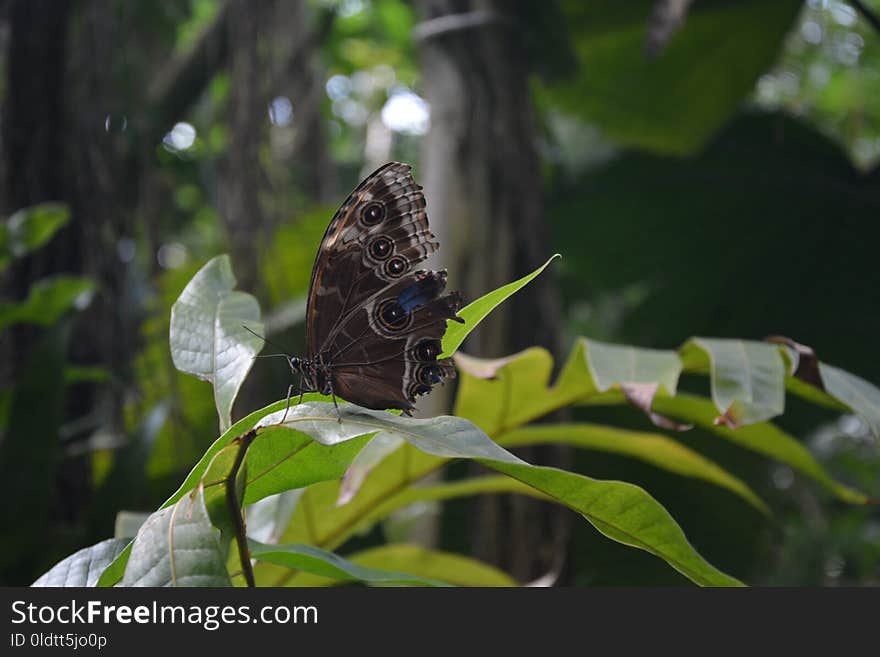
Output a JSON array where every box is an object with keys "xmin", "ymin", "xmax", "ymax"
[
  {"xmin": 754, "ymin": 0, "xmax": 880, "ymax": 170},
  {"xmin": 0, "ymin": 204, "xmax": 70, "ymax": 270},
  {"xmin": 3, "ymin": 0, "xmax": 880, "ymax": 585},
  {"xmin": 541, "ymin": 0, "xmax": 803, "ymax": 154}
]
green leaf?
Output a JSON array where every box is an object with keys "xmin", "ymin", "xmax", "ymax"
[
  {"xmin": 440, "ymin": 254, "xmax": 560, "ymax": 358},
  {"xmin": 818, "ymin": 363, "xmax": 880, "ymax": 440},
  {"xmin": 681, "ymin": 338, "xmax": 785, "ymax": 426},
  {"xmin": 0, "ymin": 275, "xmax": 94, "ymax": 332},
  {"xmin": 287, "ymin": 544, "xmax": 517, "ymax": 587},
  {"xmin": 249, "ymin": 540, "xmax": 448, "ymax": 586},
  {"xmin": 580, "ymin": 338, "xmax": 682, "ymax": 394},
  {"xmin": 546, "ymin": 0, "xmax": 801, "ymax": 154},
  {"xmin": 169, "ymin": 254, "xmax": 263, "ymax": 431},
  {"xmin": 1, "ymin": 203, "xmax": 70, "ymax": 270},
  {"xmin": 263, "ymin": 446, "xmax": 449, "ymax": 571},
  {"xmin": 242, "ymin": 426, "xmax": 371, "ymax": 504},
  {"xmin": 499, "ymin": 423, "xmax": 768, "ymax": 514},
  {"xmin": 354, "ymin": 476, "xmax": 552, "ymax": 541},
  {"xmin": 106, "ymin": 345, "xmax": 756, "ymax": 589},
  {"xmin": 455, "ymin": 348, "xmax": 563, "ymax": 434},
  {"xmin": 135, "ymin": 395, "xmax": 345, "ymax": 519},
  {"xmin": 455, "ymin": 340, "xmax": 683, "ymax": 435},
  {"xmin": 98, "ymin": 395, "xmax": 373, "ymax": 586},
  {"xmin": 258, "ymin": 402, "xmax": 524, "ymax": 468},
  {"xmin": 33, "ymin": 538, "xmax": 130, "ymax": 587},
  {"xmin": 255, "ymin": 404, "xmax": 738, "ymax": 586},
  {"xmin": 96, "ymin": 545, "xmax": 131, "ymax": 587},
  {"xmin": 651, "ymin": 394, "xmax": 869, "ymax": 505},
  {"xmin": 120, "ymin": 485, "xmax": 231, "ymax": 587},
  {"xmin": 453, "ymin": 341, "xmax": 868, "ymax": 507},
  {"xmin": 480, "ymin": 460, "xmax": 744, "ymax": 586}
]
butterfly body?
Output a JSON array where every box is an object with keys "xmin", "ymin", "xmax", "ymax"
[{"xmin": 285, "ymin": 162, "xmax": 462, "ymax": 415}]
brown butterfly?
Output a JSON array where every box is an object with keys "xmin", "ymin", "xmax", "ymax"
[{"xmin": 279, "ymin": 162, "xmax": 462, "ymax": 418}]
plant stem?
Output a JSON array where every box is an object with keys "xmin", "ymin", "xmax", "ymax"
[{"xmin": 227, "ymin": 429, "xmax": 257, "ymax": 587}]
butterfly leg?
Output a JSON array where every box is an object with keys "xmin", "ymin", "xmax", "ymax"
[
  {"xmin": 327, "ymin": 381, "xmax": 342, "ymax": 423},
  {"xmin": 278, "ymin": 384, "xmax": 297, "ymax": 426}
]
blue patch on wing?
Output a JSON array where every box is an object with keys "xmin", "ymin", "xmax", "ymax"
[{"xmin": 398, "ymin": 281, "xmax": 432, "ymax": 312}]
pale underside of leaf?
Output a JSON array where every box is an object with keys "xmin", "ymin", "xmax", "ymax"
[
  {"xmin": 120, "ymin": 486, "xmax": 231, "ymax": 587},
  {"xmin": 33, "ymin": 538, "xmax": 130, "ymax": 587}
]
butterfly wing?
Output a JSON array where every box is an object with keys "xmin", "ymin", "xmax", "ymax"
[
  {"xmin": 304, "ymin": 162, "xmax": 460, "ymax": 411},
  {"xmin": 305, "ymin": 162, "xmax": 437, "ymax": 360},
  {"xmin": 327, "ymin": 270, "xmax": 462, "ymax": 411}
]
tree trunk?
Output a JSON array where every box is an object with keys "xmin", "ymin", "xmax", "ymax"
[
  {"xmin": 415, "ymin": 0, "xmax": 570, "ymax": 583},
  {"xmin": 0, "ymin": 0, "xmax": 138, "ymax": 580},
  {"xmin": 220, "ymin": 0, "xmax": 271, "ymax": 295}
]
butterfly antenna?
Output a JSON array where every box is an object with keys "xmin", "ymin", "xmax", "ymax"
[{"xmin": 242, "ymin": 324, "xmax": 294, "ymax": 357}]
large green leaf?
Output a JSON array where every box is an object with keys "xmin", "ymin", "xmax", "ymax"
[
  {"xmin": 441, "ymin": 254, "xmax": 560, "ymax": 358},
  {"xmin": 455, "ymin": 348, "xmax": 565, "ymax": 434},
  {"xmin": 258, "ymin": 402, "xmax": 523, "ymax": 468},
  {"xmin": 97, "ymin": 395, "xmax": 365, "ymax": 586},
  {"xmin": 347, "ymin": 476, "xmax": 552, "ymax": 545},
  {"xmin": 169, "ymin": 254, "xmax": 263, "ymax": 431},
  {"xmin": 242, "ymin": 427, "xmax": 372, "ymax": 504},
  {"xmin": 248, "ymin": 540, "xmax": 448, "ymax": 586},
  {"xmin": 120, "ymin": 485, "xmax": 231, "ymax": 587},
  {"xmin": 452, "ymin": 344, "xmax": 868, "ymax": 506},
  {"xmin": 498, "ymin": 423, "xmax": 768, "ymax": 514},
  {"xmin": 680, "ymin": 338, "xmax": 786, "ymax": 427},
  {"xmin": 287, "ymin": 544, "xmax": 517, "ymax": 587},
  {"xmin": 481, "ymin": 460, "xmax": 743, "ymax": 586},
  {"xmin": 0, "ymin": 275, "xmax": 94, "ymax": 332},
  {"xmin": 0, "ymin": 203, "xmax": 70, "ymax": 271},
  {"xmin": 102, "ymin": 396, "xmax": 513, "ymax": 585},
  {"xmin": 252, "ymin": 475, "xmax": 536, "ymax": 586},
  {"xmin": 251, "ymin": 405, "xmax": 739, "ymax": 586},
  {"xmin": 263, "ymin": 447, "xmax": 449, "ymax": 572},
  {"xmin": 455, "ymin": 339, "xmax": 682, "ymax": 434},
  {"xmin": 547, "ymin": 0, "xmax": 801, "ymax": 153},
  {"xmin": 651, "ymin": 394, "xmax": 869, "ymax": 505},
  {"xmin": 33, "ymin": 538, "xmax": 130, "ymax": 587}
]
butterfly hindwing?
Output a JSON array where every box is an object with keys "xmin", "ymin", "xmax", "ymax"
[{"xmin": 327, "ymin": 270, "xmax": 462, "ymax": 411}]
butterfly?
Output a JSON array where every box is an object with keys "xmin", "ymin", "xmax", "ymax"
[{"xmin": 278, "ymin": 162, "xmax": 463, "ymax": 418}]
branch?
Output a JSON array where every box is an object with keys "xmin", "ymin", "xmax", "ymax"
[
  {"xmin": 412, "ymin": 10, "xmax": 513, "ymax": 42},
  {"xmin": 147, "ymin": 0, "xmax": 231, "ymax": 136},
  {"xmin": 849, "ymin": 0, "xmax": 880, "ymax": 35}
]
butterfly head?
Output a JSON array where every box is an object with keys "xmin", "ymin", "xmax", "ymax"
[
  {"xmin": 288, "ymin": 356, "xmax": 305, "ymax": 375},
  {"xmin": 288, "ymin": 356, "xmax": 331, "ymax": 396}
]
